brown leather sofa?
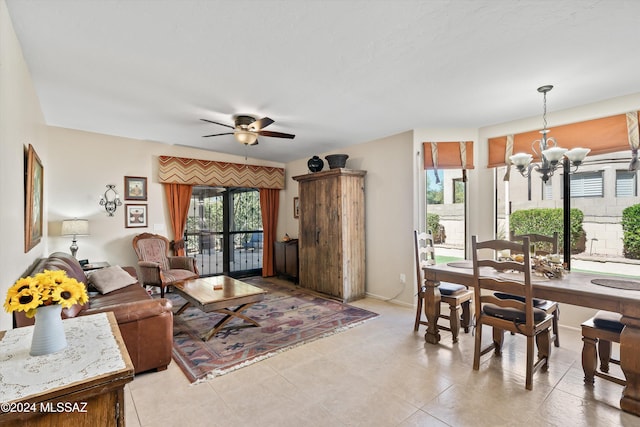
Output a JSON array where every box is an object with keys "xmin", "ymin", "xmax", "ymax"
[{"xmin": 14, "ymin": 252, "xmax": 173, "ymax": 374}]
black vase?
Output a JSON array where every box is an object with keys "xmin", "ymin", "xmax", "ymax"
[
  {"xmin": 325, "ymin": 154, "xmax": 349, "ymax": 169},
  {"xmin": 307, "ymin": 156, "xmax": 324, "ymax": 172}
]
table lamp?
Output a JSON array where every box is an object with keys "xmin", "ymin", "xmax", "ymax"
[{"xmin": 61, "ymin": 218, "xmax": 90, "ymax": 258}]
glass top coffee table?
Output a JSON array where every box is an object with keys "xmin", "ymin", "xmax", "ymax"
[{"xmin": 172, "ymin": 276, "xmax": 267, "ymax": 341}]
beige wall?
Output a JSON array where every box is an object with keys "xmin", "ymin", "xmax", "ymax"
[
  {"xmin": 45, "ymin": 127, "xmax": 284, "ymax": 269},
  {"xmin": 280, "ymin": 132, "xmax": 417, "ymax": 306},
  {"xmin": 0, "ymin": 1, "xmax": 49, "ymax": 330}
]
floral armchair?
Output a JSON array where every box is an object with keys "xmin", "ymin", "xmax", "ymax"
[{"xmin": 132, "ymin": 233, "xmax": 199, "ymax": 297}]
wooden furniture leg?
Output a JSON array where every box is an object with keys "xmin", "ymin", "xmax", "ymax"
[
  {"xmin": 461, "ymin": 300, "xmax": 472, "ymax": 333},
  {"xmin": 449, "ymin": 302, "xmax": 461, "ymax": 343},
  {"xmin": 582, "ymin": 335, "xmax": 598, "ymax": 384},
  {"xmin": 620, "ymin": 317, "xmax": 640, "ymax": 415},
  {"xmin": 423, "ymin": 280, "xmax": 441, "ymax": 344},
  {"xmin": 202, "ymin": 302, "xmax": 260, "ymax": 341}
]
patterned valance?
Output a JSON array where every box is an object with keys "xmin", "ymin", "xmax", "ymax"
[{"xmin": 158, "ymin": 156, "xmax": 284, "ymax": 189}]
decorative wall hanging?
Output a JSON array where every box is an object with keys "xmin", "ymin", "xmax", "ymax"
[
  {"xmin": 25, "ymin": 144, "xmax": 43, "ymax": 253},
  {"xmin": 124, "ymin": 176, "xmax": 147, "ymax": 200}
]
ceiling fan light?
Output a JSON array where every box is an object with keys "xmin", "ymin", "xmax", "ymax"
[{"xmin": 235, "ymin": 130, "xmax": 258, "ymax": 145}]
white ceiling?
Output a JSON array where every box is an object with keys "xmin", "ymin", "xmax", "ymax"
[{"xmin": 7, "ymin": 0, "xmax": 640, "ymax": 163}]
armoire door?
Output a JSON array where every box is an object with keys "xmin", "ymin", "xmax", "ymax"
[{"xmin": 298, "ymin": 179, "xmax": 318, "ymax": 291}]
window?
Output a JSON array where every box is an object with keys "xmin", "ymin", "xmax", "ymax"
[
  {"xmin": 616, "ymin": 170, "xmax": 637, "ymax": 197},
  {"xmin": 453, "ymin": 178, "xmax": 465, "ymax": 204},
  {"xmin": 542, "ymin": 180, "xmax": 553, "ymax": 200},
  {"xmin": 567, "ymin": 171, "xmax": 604, "ymax": 198}
]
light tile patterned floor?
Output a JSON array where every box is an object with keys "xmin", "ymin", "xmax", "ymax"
[{"xmin": 125, "ymin": 296, "xmax": 637, "ymax": 426}]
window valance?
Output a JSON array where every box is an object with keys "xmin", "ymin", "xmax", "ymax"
[
  {"xmin": 158, "ymin": 156, "xmax": 285, "ymax": 189},
  {"xmin": 487, "ymin": 112, "xmax": 639, "ymax": 168},
  {"xmin": 423, "ymin": 141, "xmax": 475, "ymax": 170}
]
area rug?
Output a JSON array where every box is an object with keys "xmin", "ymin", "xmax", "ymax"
[{"xmin": 167, "ymin": 277, "xmax": 378, "ymax": 383}]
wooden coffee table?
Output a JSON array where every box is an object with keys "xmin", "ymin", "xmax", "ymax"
[{"xmin": 172, "ymin": 276, "xmax": 267, "ymax": 341}]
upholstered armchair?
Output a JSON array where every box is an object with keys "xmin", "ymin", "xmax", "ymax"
[{"xmin": 133, "ymin": 233, "xmax": 199, "ymax": 297}]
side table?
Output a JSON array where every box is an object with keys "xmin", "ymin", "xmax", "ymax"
[
  {"xmin": 0, "ymin": 312, "xmax": 134, "ymax": 426},
  {"xmin": 82, "ymin": 261, "xmax": 110, "ymax": 272}
]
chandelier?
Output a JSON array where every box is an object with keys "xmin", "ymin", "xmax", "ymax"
[{"xmin": 509, "ymin": 85, "xmax": 590, "ymax": 183}]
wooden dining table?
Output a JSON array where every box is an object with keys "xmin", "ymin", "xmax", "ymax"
[{"xmin": 423, "ymin": 261, "xmax": 640, "ymax": 416}]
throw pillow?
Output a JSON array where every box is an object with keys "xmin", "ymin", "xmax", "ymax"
[{"xmin": 87, "ymin": 265, "xmax": 137, "ymax": 294}]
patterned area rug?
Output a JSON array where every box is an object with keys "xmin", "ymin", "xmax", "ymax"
[{"xmin": 167, "ymin": 277, "xmax": 378, "ymax": 383}]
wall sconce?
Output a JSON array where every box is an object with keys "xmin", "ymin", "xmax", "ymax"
[
  {"xmin": 61, "ymin": 218, "xmax": 90, "ymax": 258},
  {"xmin": 99, "ymin": 184, "xmax": 122, "ymax": 216}
]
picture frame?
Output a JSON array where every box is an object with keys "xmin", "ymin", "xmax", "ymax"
[
  {"xmin": 293, "ymin": 197, "xmax": 300, "ymax": 218},
  {"xmin": 124, "ymin": 176, "xmax": 147, "ymax": 201},
  {"xmin": 125, "ymin": 204, "xmax": 148, "ymax": 228},
  {"xmin": 25, "ymin": 144, "xmax": 43, "ymax": 253}
]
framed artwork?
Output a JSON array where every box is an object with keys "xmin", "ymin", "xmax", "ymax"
[
  {"xmin": 25, "ymin": 144, "xmax": 43, "ymax": 253},
  {"xmin": 125, "ymin": 204, "xmax": 148, "ymax": 228},
  {"xmin": 293, "ymin": 197, "xmax": 300, "ymax": 218},
  {"xmin": 124, "ymin": 176, "xmax": 147, "ymax": 200}
]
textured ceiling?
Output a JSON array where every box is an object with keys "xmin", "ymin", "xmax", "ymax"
[{"xmin": 7, "ymin": 0, "xmax": 640, "ymax": 163}]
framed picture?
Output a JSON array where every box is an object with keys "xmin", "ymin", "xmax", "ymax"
[
  {"xmin": 293, "ymin": 197, "xmax": 300, "ymax": 218},
  {"xmin": 125, "ymin": 204, "xmax": 148, "ymax": 228},
  {"xmin": 25, "ymin": 144, "xmax": 43, "ymax": 252},
  {"xmin": 124, "ymin": 176, "xmax": 147, "ymax": 200}
]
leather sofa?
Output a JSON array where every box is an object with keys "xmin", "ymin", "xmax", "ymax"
[{"xmin": 14, "ymin": 252, "xmax": 173, "ymax": 374}]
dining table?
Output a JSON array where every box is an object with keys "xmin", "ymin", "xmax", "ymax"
[{"xmin": 423, "ymin": 261, "xmax": 640, "ymax": 417}]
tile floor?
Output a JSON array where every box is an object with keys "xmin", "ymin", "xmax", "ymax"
[{"xmin": 125, "ymin": 297, "xmax": 637, "ymax": 426}]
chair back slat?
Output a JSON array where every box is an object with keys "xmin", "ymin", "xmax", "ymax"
[
  {"xmin": 414, "ymin": 230, "xmax": 437, "ymax": 292},
  {"xmin": 511, "ymin": 232, "xmax": 559, "ymax": 256},
  {"xmin": 472, "ymin": 236, "xmax": 536, "ymax": 332}
]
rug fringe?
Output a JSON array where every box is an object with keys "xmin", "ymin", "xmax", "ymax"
[{"xmin": 190, "ymin": 315, "xmax": 378, "ymax": 385}]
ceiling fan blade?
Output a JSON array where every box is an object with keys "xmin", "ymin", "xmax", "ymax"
[
  {"xmin": 202, "ymin": 132, "xmax": 234, "ymax": 137},
  {"xmin": 200, "ymin": 118, "xmax": 235, "ymax": 129},
  {"xmin": 258, "ymin": 130, "xmax": 295, "ymax": 139},
  {"xmin": 249, "ymin": 117, "xmax": 274, "ymax": 131}
]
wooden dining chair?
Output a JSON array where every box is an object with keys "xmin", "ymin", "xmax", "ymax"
[
  {"xmin": 471, "ymin": 235, "xmax": 553, "ymax": 390},
  {"xmin": 504, "ymin": 232, "xmax": 561, "ymax": 347},
  {"xmin": 414, "ymin": 230, "xmax": 473, "ymax": 343},
  {"xmin": 582, "ymin": 310, "xmax": 625, "ymax": 386}
]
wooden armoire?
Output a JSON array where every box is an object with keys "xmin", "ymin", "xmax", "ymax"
[{"xmin": 293, "ymin": 168, "xmax": 366, "ymax": 302}]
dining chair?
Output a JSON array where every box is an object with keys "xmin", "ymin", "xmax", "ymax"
[
  {"xmin": 582, "ymin": 310, "xmax": 625, "ymax": 386},
  {"xmin": 414, "ymin": 230, "xmax": 473, "ymax": 343},
  {"xmin": 471, "ymin": 235, "xmax": 553, "ymax": 390},
  {"xmin": 504, "ymin": 232, "xmax": 561, "ymax": 347},
  {"xmin": 132, "ymin": 233, "xmax": 199, "ymax": 297}
]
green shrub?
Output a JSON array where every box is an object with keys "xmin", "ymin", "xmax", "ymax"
[
  {"xmin": 622, "ymin": 204, "xmax": 640, "ymax": 259},
  {"xmin": 427, "ymin": 213, "xmax": 445, "ymax": 243},
  {"xmin": 510, "ymin": 208, "xmax": 585, "ymax": 253}
]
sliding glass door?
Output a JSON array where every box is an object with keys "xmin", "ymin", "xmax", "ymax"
[{"xmin": 185, "ymin": 186, "xmax": 263, "ymax": 277}]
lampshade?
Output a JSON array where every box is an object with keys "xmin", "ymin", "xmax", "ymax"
[
  {"xmin": 509, "ymin": 153, "xmax": 533, "ymax": 167},
  {"xmin": 235, "ymin": 130, "xmax": 258, "ymax": 145},
  {"xmin": 541, "ymin": 147, "xmax": 567, "ymax": 163},
  {"xmin": 61, "ymin": 219, "xmax": 90, "ymax": 236},
  {"xmin": 565, "ymin": 147, "xmax": 591, "ymax": 164}
]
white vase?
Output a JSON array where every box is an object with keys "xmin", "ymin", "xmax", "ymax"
[{"xmin": 30, "ymin": 304, "xmax": 68, "ymax": 356}]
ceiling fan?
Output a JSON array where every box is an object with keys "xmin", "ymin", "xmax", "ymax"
[{"xmin": 201, "ymin": 115, "xmax": 295, "ymax": 146}]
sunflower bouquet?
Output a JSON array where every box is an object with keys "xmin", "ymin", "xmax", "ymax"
[{"xmin": 4, "ymin": 270, "xmax": 89, "ymax": 318}]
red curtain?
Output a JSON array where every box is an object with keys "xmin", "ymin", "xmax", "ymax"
[
  {"xmin": 259, "ymin": 188, "xmax": 280, "ymax": 277},
  {"xmin": 163, "ymin": 183, "xmax": 193, "ymax": 256}
]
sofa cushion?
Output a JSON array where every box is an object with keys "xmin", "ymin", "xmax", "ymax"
[{"xmin": 87, "ymin": 265, "xmax": 138, "ymax": 294}]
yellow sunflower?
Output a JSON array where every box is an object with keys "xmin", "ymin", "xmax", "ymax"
[
  {"xmin": 51, "ymin": 278, "xmax": 88, "ymax": 308},
  {"xmin": 4, "ymin": 287, "xmax": 42, "ymax": 316}
]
